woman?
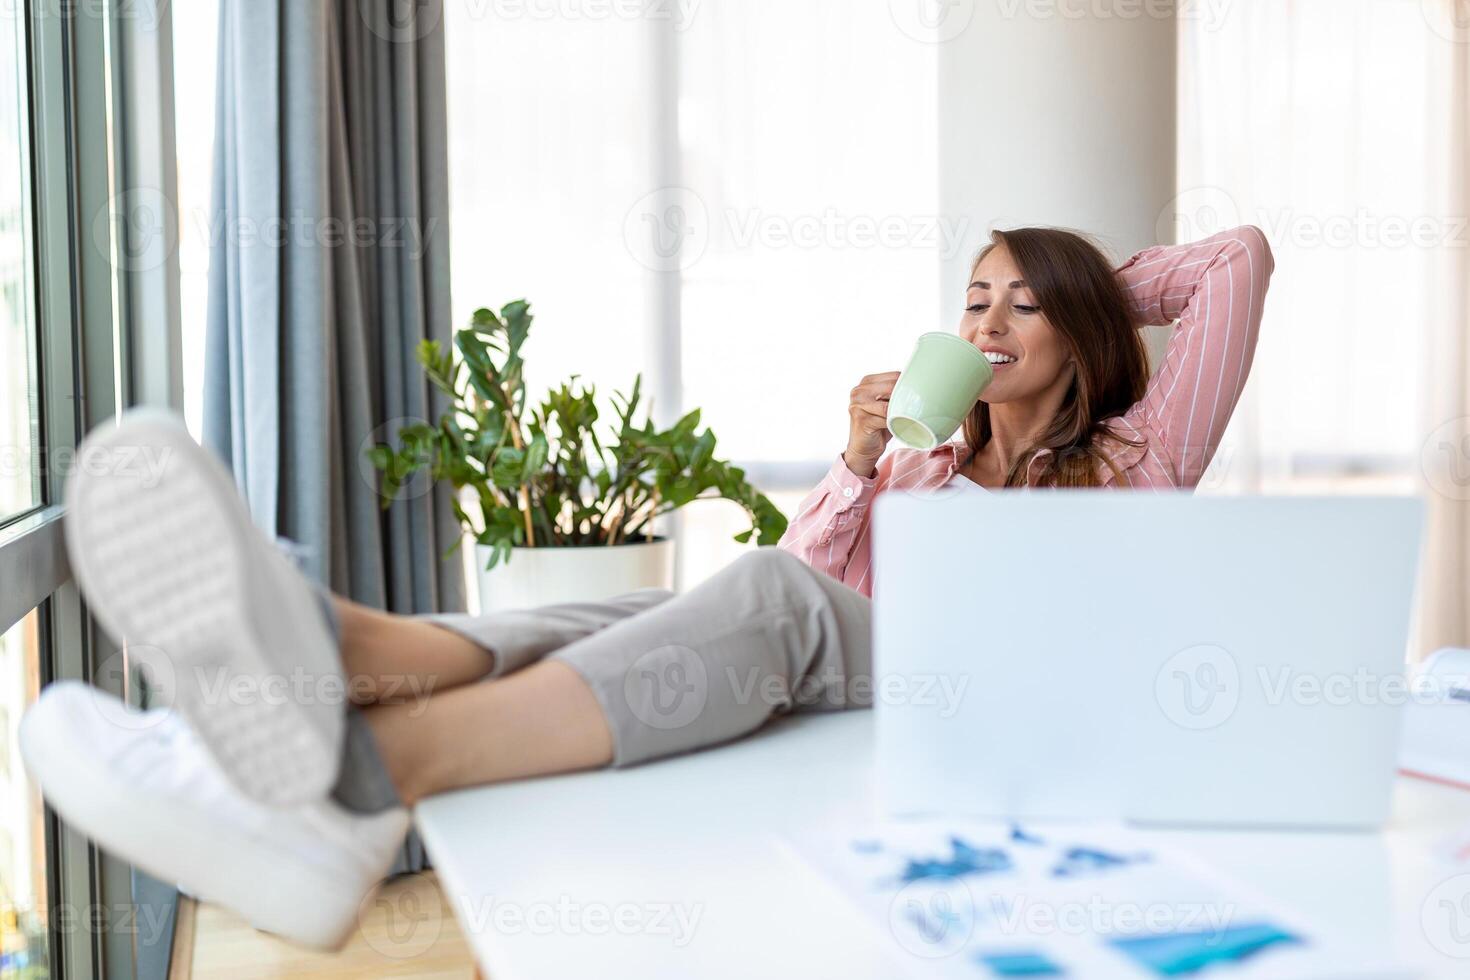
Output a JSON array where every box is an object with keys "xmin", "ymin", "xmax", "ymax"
[
  {"xmin": 786, "ymin": 223, "xmax": 1272, "ymax": 593},
  {"xmin": 21, "ymin": 224, "xmax": 1272, "ymax": 948}
]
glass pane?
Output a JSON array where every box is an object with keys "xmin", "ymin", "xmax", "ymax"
[
  {"xmin": 171, "ymin": 0, "xmax": 219, "ymax": 440},
  {"xmin": 442, "ymin": 2, "xmax": 938, "ymax": 472},
  {"xmin": 0, "ymin": 608, "xmax": 48, "ymax": 980},
  {"xmin": 444, "ymin": 4, "xmax": 656, "ymax": 403},
  {"xmin": 0, "ymin": 3, "xmax": 38, "ymax": 520}
]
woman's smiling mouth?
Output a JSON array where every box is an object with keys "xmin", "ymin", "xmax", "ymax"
[{"xmin": 982, "ymin": 349, "xmax": 1018, "ymax": 366}]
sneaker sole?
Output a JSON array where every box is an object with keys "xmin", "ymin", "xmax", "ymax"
[{"xmin": 65, "ymin": 411, "xmax": 343, "ymax": 806}]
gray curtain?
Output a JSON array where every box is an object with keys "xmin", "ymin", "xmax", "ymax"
[{"xmin": 203, "ymin": 0, "xmax": 464, "ymax": 871}]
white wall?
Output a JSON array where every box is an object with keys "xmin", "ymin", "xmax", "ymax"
[{"xmin": 936, "ymin": 8, "xmax": 1177, "ymax": 327}]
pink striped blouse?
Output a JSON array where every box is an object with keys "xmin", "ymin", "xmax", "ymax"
[{"xmin": 777, "ymin": 225, "xmax": 1275, "ymax": 597}]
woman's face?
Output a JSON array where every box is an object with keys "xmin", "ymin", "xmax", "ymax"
[{"xmin": 959, "ymin": 246, "xmax": 1075, "ymax": 404}]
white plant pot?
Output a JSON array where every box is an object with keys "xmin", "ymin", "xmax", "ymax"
[{"xmin": 474, "ymin": 538, "xmax": 675, "ymax": 614}]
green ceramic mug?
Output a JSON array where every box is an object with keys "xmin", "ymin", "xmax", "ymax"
[{"xmin": 886, "ymin": 332, "xmax": 994, "ymax": 450}]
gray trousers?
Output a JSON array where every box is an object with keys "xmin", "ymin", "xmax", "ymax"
[{"xmin": 331, "ymin": 549, "xmax": 874, "ymax": 812}]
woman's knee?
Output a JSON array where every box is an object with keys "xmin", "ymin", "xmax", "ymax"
[
  {"xmin": 729, "ymin": 547, "xmax": 855, "ymax": 604},
  {"xmin": 728, "ymin": 547, "xmax": 813, "ymax": 586}
]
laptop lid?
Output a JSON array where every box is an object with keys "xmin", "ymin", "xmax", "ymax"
[{"xmin": 872, "ymin": 493, "xmax": 1424, "ymax": 829}]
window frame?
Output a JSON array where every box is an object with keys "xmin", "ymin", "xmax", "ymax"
[{"xmin": 0, "ymin": 1, "xmax": 183, "ymax": 978}]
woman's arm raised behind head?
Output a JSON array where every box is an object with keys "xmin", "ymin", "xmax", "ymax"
[{"xmin": 1114, "ymin": 225, "xmax": 1276, "ymax": 488}]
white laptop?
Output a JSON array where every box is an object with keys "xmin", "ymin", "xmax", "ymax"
[{"xmin": 872, "ymin": 492, "xmax": 1425, "ymax": 829}]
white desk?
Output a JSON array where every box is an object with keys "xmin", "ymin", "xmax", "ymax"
[{"xmin": 415, "ymin": 713, "xmax": 1470, "ymax": 979}]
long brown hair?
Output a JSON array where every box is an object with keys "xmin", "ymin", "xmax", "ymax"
[{"xmin": 962, "ymin": 227, "xmax": 1150, "ymax": 487}]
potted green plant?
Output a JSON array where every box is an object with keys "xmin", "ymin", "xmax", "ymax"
[{"xmin": 369, "ymin": 300, "xmax": 788, "ymax": 611}]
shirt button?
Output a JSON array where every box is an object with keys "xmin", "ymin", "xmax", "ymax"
[{"xmin": 842, "ymin": 487, "xmax": 855, "ymax": 498}]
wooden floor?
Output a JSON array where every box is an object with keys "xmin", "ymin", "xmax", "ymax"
[{"xmin": 171, "ymin": 872, "xmax": 478, "ymax": 979}]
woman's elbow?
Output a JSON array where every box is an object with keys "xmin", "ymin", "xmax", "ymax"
[{"xmin": 1231, "ymin": 224, "xmax": 1276, "ymax": 281}]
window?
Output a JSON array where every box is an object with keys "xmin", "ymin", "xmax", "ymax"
[
  {"xmin": 0, "ymin": 5, "xmax": 37, "ymax": 523},
  {"xmin": 0, "ymin": 10, "xmax": 47, "ymax": 976},
  {"xmin": 676, "ymin": 4, "xmax": 940, "ymax": 466},
  {"xmin": 0, "ymin": 609, "xmax": 46, "ymax": 980},
  {"xmin": 444, "ymin": 8, "xmax": 659, "ymax": 405},
  {"xmin": 444, "ymin": 2, "xmax": 940, "ymax": 586},
  {"xmin": 1, "ymin": 0, "xmax": 187, "ymax": 974},
  {"xmin": 444, "ymin": 3, "xmax": 940, "ymax": 459}
]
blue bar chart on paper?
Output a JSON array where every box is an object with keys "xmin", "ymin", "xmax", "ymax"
[{"xmin": 786, "ymin": 821, "xmax": 1397, "ymax": 979}]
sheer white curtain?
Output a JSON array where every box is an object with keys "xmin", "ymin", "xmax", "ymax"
[
  {"xmin": 677, "ymin": 2, "xmax": 939, "ymax": 465},
  {"xmin": 1179, "ymin": 1, "xmax": 1462, "ymax": 655},
  {"xmin": 443, "ymin": 8, "xmax": 657, "ymax": 402},
  {"xmin": 1179, "ymin": 0, "xmax": 1441, "ymax": 491}
]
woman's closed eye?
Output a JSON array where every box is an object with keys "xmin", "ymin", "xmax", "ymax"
[{"xmin": 966, "ymin": 303, "xmax": 1041, "ymax": 314}]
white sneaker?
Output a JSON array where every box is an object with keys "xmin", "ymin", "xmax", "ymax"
[
  {"xmin": 65, "ymin": 409, "xmax": 343, "ymax": 805},
  {"xmin": 20, "ymin": 682, "xmax": 409, "ymax": 950}
]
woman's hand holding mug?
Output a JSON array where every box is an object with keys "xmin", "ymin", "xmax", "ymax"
[
  {"xmin": 844, "ymin": 371, "xmax": 900, "ymax": 479},
  {"xmin": 844, "ymin": 334, "xmax": 996, "ymax": 479}
]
